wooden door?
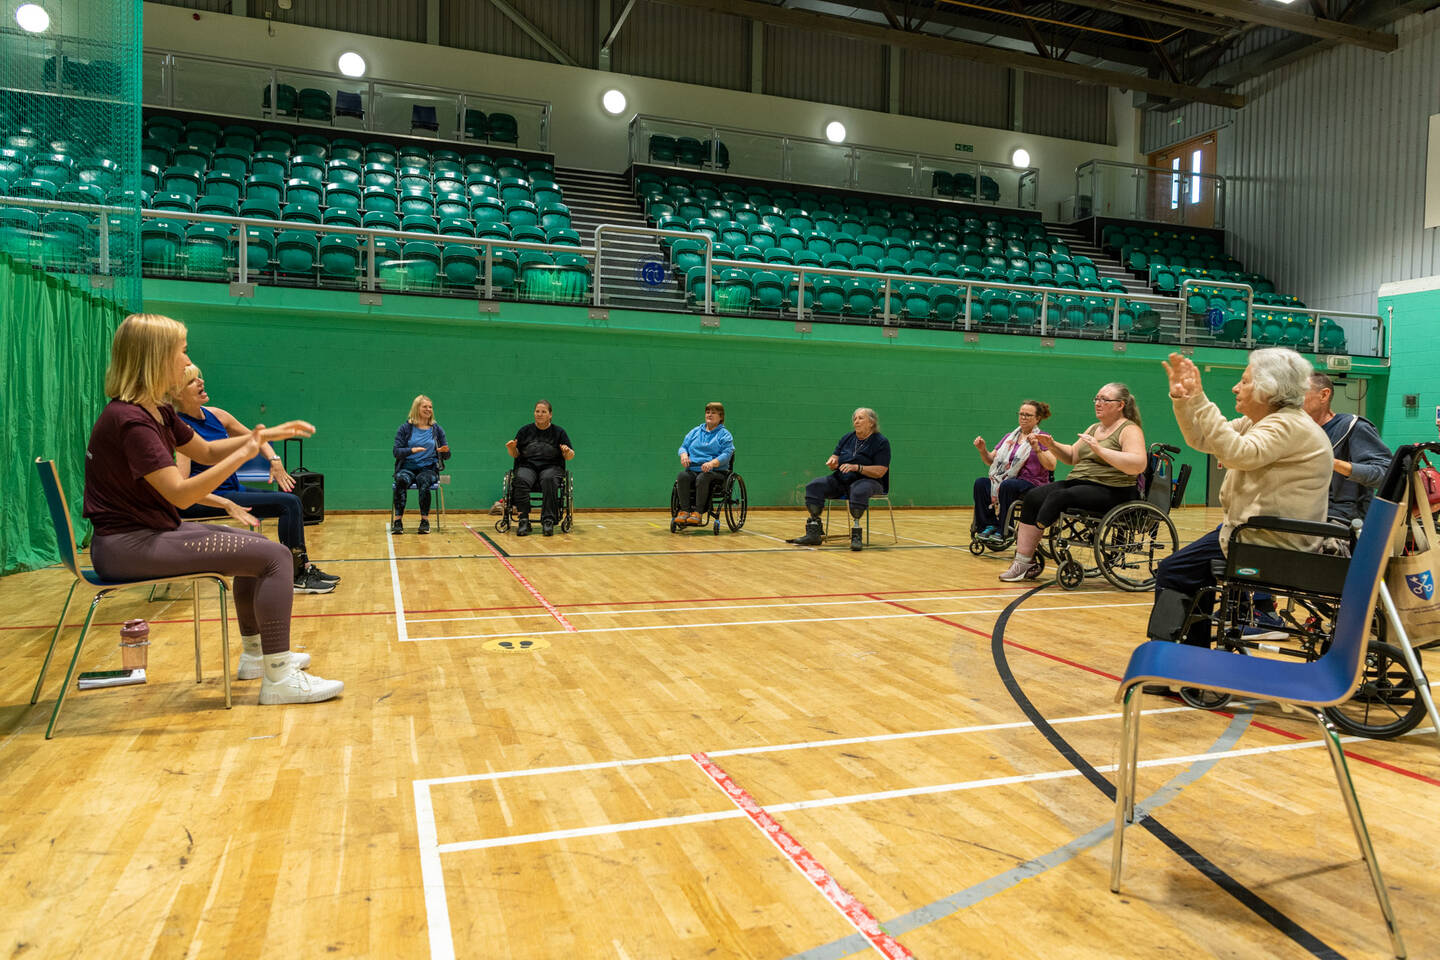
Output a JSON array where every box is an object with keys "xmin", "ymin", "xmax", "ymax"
[{"xmin": 1148, "ymin": 131, "xmax": 1218, "ymax": 228}]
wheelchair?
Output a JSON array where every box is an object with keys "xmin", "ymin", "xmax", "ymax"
[
  {"xmin": 1167, "ymin": 515, "xmax": 1426, "ymax": 739},
  {"xmin": 1041, "ymin": 443, "xmax": 1190, "ymax": 591},
  {"xmin": 494, "ymin": 467, "xmax": 573, "ymax": 533},
  {"xmin": 968, "ymin": 498, "xmax": 1027, "ymax": 560},
  {"xmin": 670, "ymin": 459, "xmax": 747, "ymax": 535}
]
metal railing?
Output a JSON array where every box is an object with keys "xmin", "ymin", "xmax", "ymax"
[
  {"xmin": 0, "ymin": 195, "xmax": 1386, "ymax": 358},
  {"xmin": 1075, "ymin": 159, "xmax": 1226, "ymax": 230},
  {"xmin": 135, "ymin": 47, "xmax": 552, "ymax": 152},
  {"xmin": 629, "ymin": 114, "xmax": 1039, "ymax": 211}
]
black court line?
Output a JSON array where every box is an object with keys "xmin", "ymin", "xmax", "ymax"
[
  {"xmin": 472, "ymin": 528, "xmax": 510, "ymax": 557},
  {"xmin": 991, "ymin": 583, "xmax": 1345, "ymax": 960}
]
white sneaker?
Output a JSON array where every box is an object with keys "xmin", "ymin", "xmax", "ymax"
[
  {"xmin": 258, "ymin": 666, "xmax": 343, "ymax": 704},
  {"xmin": 237, "ymin": 649, "xmax": 310, "ymax": 680},
  {"xmin": 998, "ymin": 558, "xmax": 1041, "ymax": 582}
]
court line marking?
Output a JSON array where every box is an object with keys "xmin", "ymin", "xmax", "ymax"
[
  {"xmin": 404, "ymin": 591, "xmax": 1116, "ymax": 625},
  {"xmin": 461, "ymin": 522, "xmax": 577, "ymax": 634},
  {"xmin": 386, "ymin": 521, "xmax": 409, "ymax": 644},
  {"xmin": 425, "ymin": 732, "xmax": 1388, "ymax": 856},
  {"xmin": 407, "ymin": 600, "xmax": 1153, "ymax": 643},
  {"xmin": 692, "ymin": 752, "xmax": 915, "ymax": 959}
]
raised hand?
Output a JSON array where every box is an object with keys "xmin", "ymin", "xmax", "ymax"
[
  {"xmin": 262, "ymin": 419, "xmax": 316, "ymax": 441},
  {"xmin": 972, "ymin": 436, "xmax": 987, "ymax": 452},
  {"xmin": 1162, "ymin": 352, "xmax": 1203, "ymax": 399}
]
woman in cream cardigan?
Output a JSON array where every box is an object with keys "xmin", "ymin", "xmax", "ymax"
[{"xmin": 1153, "ymin": 348, "xmax": 1333, "ymax": 646}]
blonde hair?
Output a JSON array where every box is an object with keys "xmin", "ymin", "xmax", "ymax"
[
  {"xmin": 104, "ymin": 313, "xmax": 187, "ymax": 406},
  {"xmin": 167, "ymin": 363, "xmax": 202, "ymax": 404},
  {"xmin": 408, "ymin": 394, "xmax": 434, "ymax": 426}
]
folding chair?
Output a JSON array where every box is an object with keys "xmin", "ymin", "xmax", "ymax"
[
  {"xmin": 823, "ymin": 491, "xmax": 897, "ymax": 545},
  {"xmin": 31, "ymin": 459, "xmax": 234, "ymax": 739},
  {"xmin": 1110, "ymin": 446, "xmax": 1422, "ymax": 959},
  {"xmin": 393, "ymin": 475, "xmax": 445, "ymax": 531}
]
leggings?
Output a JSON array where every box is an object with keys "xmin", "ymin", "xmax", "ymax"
[
  {"xmin": 394, "ymin": 467, "xmax": 438, "ymax": 516},
  {"xmin": 91, "ymin": 522, "xmax": 293, "ymax": 654},
  {"xmin": 181, "ymin": 489, "xmax": 306, "ymax": 554},
  {"xmin": 1018, "ymin": 478, "xmax": 1137, "ymax": 528}
]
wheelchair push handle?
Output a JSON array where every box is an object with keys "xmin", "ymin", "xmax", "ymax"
[
  {"xmin": 1379, "ymin": 442, "xmax": 1440, "ymax": 503},
  {"xmin": 1152, "ymin": 442, "xmax": 1181, "ymax": 455},
  {"xmin": 1231, "ymin": 514, "xmax": 1353, "ymax": 545}
]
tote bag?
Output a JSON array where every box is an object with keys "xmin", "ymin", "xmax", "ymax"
[{"xmin": 1385, "ymin": 472, "xmax": 1440, "ymax": 645}]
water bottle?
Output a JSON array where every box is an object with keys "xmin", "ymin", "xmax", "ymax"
[{"xmin": 120, "ymin": 619, "xmax": 149, "ymax": 671}]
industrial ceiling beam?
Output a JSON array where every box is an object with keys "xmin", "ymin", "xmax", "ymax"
[
  {"xmin": 1042, "ymin": 0, "xmax": 1237, "ymax": 35},
  {"xmin": 1159, "ymin": 0, "xmax": 1396, "ymax": 50},
  {"xmin": 486, "ymin": 0, "xmax": 578, "ymax": 66},
  {"xmin": 650, "ymin": 0, "xmax": 1247, "ymax": 107}
]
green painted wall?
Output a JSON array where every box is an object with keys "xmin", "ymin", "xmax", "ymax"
[
  {"xmin": 144, "ymin": 281, "xmax": 1391, "ymax": 511},
  {"xmin": 1378, "ymin": 285, "xmax": 1440, "ymax": 447}
]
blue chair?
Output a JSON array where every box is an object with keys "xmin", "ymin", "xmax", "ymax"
[
  {"xmin": 1110, "ymin": 449, "xmax": 1417, "ymax": 959},
  {"xmin": 30, "ymin": 459, "xmax": 234, "ymax": 739},
  {"xmin": 393, "ymin": 474, "xmax": 446, "ymax": 530}
]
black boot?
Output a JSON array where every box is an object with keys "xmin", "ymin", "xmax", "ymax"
[
  {"xmin": 790, "ymin": 517, "xmax": 824, "ymax": 546},
  {"xmin": 850, "ymin": 526, "xmax": 864, "ymax": 551}
]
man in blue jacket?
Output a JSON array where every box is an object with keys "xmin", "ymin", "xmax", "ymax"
[{"xmin": 1304, "ymin": 373, "xmax": 1392, "ymax": 524}]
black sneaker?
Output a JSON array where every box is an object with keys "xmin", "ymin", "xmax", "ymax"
[
  {"xmin": 293, "ymin": 570, "xmax": 336, "ymax": 594},
  {"xmin": 418, "ymin": 518, "xmax": 430, "ymax": 535},
  {"xmin": 850, "ymin": 527, "xmax": 864, "ymax": 551},
  {"xmin": 306, "ymin": 563, "xmax": 341, "ymax": 583},
  {"xmin": 390, "ymin": 518, "xmax": 403, "ymax": 535},
  {"xmin": 517, "ymin": 518, "xmax": 532, "ymax": 537},
  {"xmin": 542, "ymin": 518, "xmax": 555, "ymax": 537}
]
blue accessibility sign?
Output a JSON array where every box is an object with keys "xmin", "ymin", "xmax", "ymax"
[{"xmin": 637, "ymin": 261, "xmax": 666, "ymax": 287}]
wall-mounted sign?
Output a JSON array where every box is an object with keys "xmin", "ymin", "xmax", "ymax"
[{"xmin": 954, "ymin": 143, "xmax": 973, "ymax": 153}]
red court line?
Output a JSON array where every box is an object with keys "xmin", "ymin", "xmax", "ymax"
[
  {"xmin": 866, "ymin": 594, "xmax": 1440, "ymax": 788},
  {"xmin": 463, "ymin": 522, "xmax": 577, "ymax": 633},
  {"xmin": 691, "ymin": 752, "xmax": 915, "ymax": 959}
]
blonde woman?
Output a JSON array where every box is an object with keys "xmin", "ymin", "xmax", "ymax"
[
  {"xmin": 391, "ymin": 394, "xmax": 451, "ymax": 534},
  {"xmin": 81, "ymin": 314, "xmax": 342, "ymax": 704}
]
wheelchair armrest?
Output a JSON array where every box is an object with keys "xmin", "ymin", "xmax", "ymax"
[{"xmin": 1231, "ymin": 515, "xmax": 1352, "ymax": 545}]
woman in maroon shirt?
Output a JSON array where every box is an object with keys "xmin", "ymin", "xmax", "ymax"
[{"xmin": 82, "ymin": 313, "xmax": 342, "ymax": 705}]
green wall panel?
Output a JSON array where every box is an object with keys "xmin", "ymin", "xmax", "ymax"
[
  {"xmin": 1378, "ymin": 285, "xmax": 1440, "ymax": 448},
  {"xmin": 144, "ymin": 282, "xmax": 1388, "ymax": 512}
]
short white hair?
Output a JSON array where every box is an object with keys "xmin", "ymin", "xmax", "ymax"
[
  {"xmin": 1247, "ymin": 347, "xmax": 1312, "ymax": 409},
  {"xmin": 852, "ymin": 407, "xmax": 878, "ymax": 428}
]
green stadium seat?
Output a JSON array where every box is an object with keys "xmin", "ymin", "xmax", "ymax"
[
  {"xmin": 362, "ymin": 210, "xmax": 401, "ymax": 232},
  {"xmin": 151, "ymin": 192, "xmax": 195, "ymax": 213},
  {"xmin": 677, "ymin": 137, "xmax": 705, "ymax": 166},
  {"xmin": 159, "ymin": 165, "xmax": 200, "ymax": 197},
  {"xmin": 469, "ymin": 195, "xmax": 504, "ymax": 225},
  {"xmin": 323, "ymin": 206, "xmax": 361, "ymax": 228},
  {"xmin": 363, "ymin": 163, "xmax": 397, "ymax": 191},
  {"xmin": 463, "ymin": 109, "xmax": 487, "ymax": 141},
  {"xmin": 318, "ymin": 234, "xmax": 360, "ymax": 283},
  {"xmin": 230, "ymin": 225, "xmax": 274, "ymax": 275},
  {"xmin": 498, "ymin": 176, "xmax": 531, "ymax": 203},
  {"xmin": 56, "ymin": 180, "xmax": 104, "ymax": 206},
  {"xmin": 283, "ymin": 178, "xmax": 322, "ymax": 206},
  {"xmin": 195, "ymin": 194, "xmax": 238, "ymax": 217},
  {"xmin": 257, "ymin": 129, "xmax": 294, "ymax": 154},
  {"xmin": 297, "ymin": 89, "xmax": 333, "ymax": 122},
  {"xmin": 438, "ymin": 218, "xmax": 474, "ymax": 239},
  {"xmin": 539, "ymin": 202, "xmax": 571, "ymax": 231},
  {"xmin": 362, "ymin": 142, "xmax": 396, "ymax": 166},
  {"xmin": 393, "ymin": 241, "xmax": 440, "ymax": 291},
  {"xmin": 72, "ymin": 157, "xmax": 119, "ymax": 190},
  {"xmin": 141, "ymin": 218, "xmax": 185, "ymax": 276},
  {"xmin": 466, "ymin": 173, "xmax": 500, "ymax": 202},
  {"xmin": 245, "ymin": 174, "xmax": 285, "ymax": 209},
  {"xmin": 503, "ymin": 199, "xmax": 537, "ymax": 227},
  {"xmin": 182, "ymin": 222, "xmax": 229, "ymax": 279},
  {"xmin": 486, "ymin": 114, "xmax": 518, "ymax": 144},
  {"xmin": 363, "ymin": 187, "xmax": 398, "ymax": 214},
  {"xmin": 239, "ymin": 195, "xmax": 281, "ymax": 221},
  {"xmin": 901, "ymin": 282, "xmax": 932, "ymax": 320},
  {"xmin": 402, "ymin": 214, "xmax": 439, "ymax": 234},
  {"xmin": 261, "ymin": 83, "xmax": 299, "ymax": 116},
  {"xmin": 649, "ymin": 135, "xmax": 677, "ymax": 164},
  {"xmin": 145, "ymin": 115, "xmax": 184, "ymax": 143},
  {"xmin": 435, "ymin": 192, "xmax": 469, "ymax": 220},
  {"xmin": 929, "ymin": 284, "xmax": 960, "ymax": 323},
  {"xmin": 328, "ymin": 138, "xmax": 363, "ymax": 163},
  {"xmin": 399, "ymin": 193, "xmax": 436, "ymax": 218},
  {"xmin": 275, "ymin": 230, "xmax": 317, "ymax": 278},
  {"xmin": 170, "ymin": 143, "xmax": 210, "ymax": 172},
  {"xmin": 326, "ymin": 159, "xmax": 362, "ymax": 187},
  {"xmin": 221, "ymin": 124, "xmax": 258, "ymax": 150},
  {"xmin": 440, "ymin": 243, "xmax": 479, "ymax": 288},
  {"xmin": 748, "ymin": 270, "xmax": 782, "ymax": 310},
  {"xmin": 325, "ymin": 182, "xmax": 361, "ymax": 210},
  {"xmin": 282, "ymin": 202, "xmax": 322, "ymax": 224},
  {"xmin": 8, "ymin": 177, "xmax": 54, "ymax": 204},
  {"xmin": 712, "ymin": 268, "xmax": 751, "ymax": 314},
  {"xmin": 547, "ymin": 227, "xmax": 580, "ymax": 247}
]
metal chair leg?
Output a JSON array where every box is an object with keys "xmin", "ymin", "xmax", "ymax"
[
  {"xmin": 1110, "ymin": 686, "xmax": 1143, "ymax": 893},
  {"xmin": 192, "ymin": 578, "xmax": 203, "ymax": 683},
  {"xmin": 217, "ymin": 579, "xmax": 232, "ymax": 709},
  {"xmin": 32, "ymin": 579, "xmax": 78, "ymax": 704},
  {"xmin": 1377, "ymin": 582, "xmax": 1440, "ymax": 746},
  {"xmin": 1312, "ymin": 709, "xmax": 1406, "ymax": 959},
  {"xmin": 45, "ymin": 593, "xmax": 105, "ymax": 740}
]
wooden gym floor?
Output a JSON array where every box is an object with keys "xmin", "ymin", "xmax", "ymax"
[{"xmin": 0, "ymin": 506, "xmax": 1437, "ymax": 959}]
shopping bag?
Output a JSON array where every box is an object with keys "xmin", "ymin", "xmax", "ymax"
[
  {"xmin": 1418, "ymin": 454, "xmax": 1440, "ymax": 512},
  {"xmin": 1385, "ymin": 472, "xmax": 1440, "ymax": 644}
]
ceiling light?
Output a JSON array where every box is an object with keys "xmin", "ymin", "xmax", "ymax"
[
  {"xmin": 602, "ymin": 89, "xmax": 627, "ymax": 115},
  {"xmin": 1011, "ymin": 148, "xmax": 1031, "ymax": 168},
  {"xmin": 15, "ymin": 4, "xmax": 50, "ymax": 32},
  {"xmin": 824, "ymin": 121, "xmax": 846, "ymax": 143},
  {"xmin": 337, "ymin": 52, "xmax": 366, "ymax": 78}
]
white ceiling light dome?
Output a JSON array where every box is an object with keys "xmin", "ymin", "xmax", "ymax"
[
  {"xmin": 15, "ymin": 4, "xmax": 50, "ymax": 32},
  {"xmin": 824, "ymin": 121, "xmax": 847, "ymax": 143},
  {"xmin": 337, "ymin": 52, "xmax": 367, "ymax": 78},
  {"xmin": 602, "ymin": 89, "xmax": 627, "ymax": 115},
  {"xmin": 1011, "ymin": 147, "xmax": 1031, "ymax": 168}
]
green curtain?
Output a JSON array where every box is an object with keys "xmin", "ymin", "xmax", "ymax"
[{"xmin": 1, "ymin": 253, "xmax": 123, "ymax": 575}]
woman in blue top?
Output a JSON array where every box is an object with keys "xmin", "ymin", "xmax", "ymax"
[
  {"xmin": 674, "ymin": 402, "xmax": 735, "ymax": 525},
  {"xmin": 392, "ymin": 394, "xmax": 451, "ymax": 534}
]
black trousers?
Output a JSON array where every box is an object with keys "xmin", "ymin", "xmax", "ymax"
[
  {"xmin": 1153, "ymin": 525, "xmax": 1225, "ymax": 646},
  {"xmin": 676, "ymin": 469, "xmax": 726, "ymax": 512},
  {"xmin": 512, "ymin": 465, "xmax": 565, "ymax": 522},
  {"xmin": 1018, "ymin": 478, "xmax": 1136, "ymax": 528}
]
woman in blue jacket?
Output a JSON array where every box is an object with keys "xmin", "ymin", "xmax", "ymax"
[
  {"xmin": 392, "ymin": 394, "xmax": 451, "ymax": 534},
  {"xmin": 674, "ymin": 402, "xmax": 734, "ymax": 525}
]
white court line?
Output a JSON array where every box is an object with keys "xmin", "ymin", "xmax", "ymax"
[
  {"xmin": 428, "ymin": 732, "xmax": 1384, "ymax": 855},
  {"xmin": 405, "ymin": 590, "xmax": 1093, "ymax": 625},
  {"xmin": 413, "ymin": 780, "xmax": 454, "ymax": 960},
  {"xmin": 386, "ymin": 521, "xmax": 409, "ymax": 644},
  {"xmin": 408, "ymin": 600, "xmax": 1153, "ymax": 643}
]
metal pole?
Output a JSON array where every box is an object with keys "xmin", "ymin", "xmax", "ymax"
[
  {"xmin": 592, "ymin": 225, "xmax": 604, "ymax": 306},
  {"xmin": 1039, "ymin": 291, "xmax": 1048, "ymax": 336},
  {"xmin": 1111, "ymin": 292, "xmax": 1121, "ymax": 341},
  {"xmin": 97, "ymin": 215, "xmax": 110, "ymax": 276},
  {"xmin": 483, "ymin": 242, "xmax": 493, "ymax": 299},
  {"xmin": 963, "ymin": 283, "xmax": 973, "ymax": 331},
  {"xmin": 881, "ymin": 276, "xmax": 891, "ymax": 323},
  {"xmin": 238, "ymin": 226, "xmax": 249, "ymax": 285},
  {"xmin": 703, "ymin": 239, "xmax": 712, "ymax": 315},
  {"xmin": 365, "ymin": 232, "xmax": 376, "ymax": 291}
]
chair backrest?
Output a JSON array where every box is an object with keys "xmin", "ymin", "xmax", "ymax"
[
  {"xmin": 34, "ymin": 459, "xmax": 82, "ymax": 579},
  {"xmin": 233, "ymin": 453, "xmax": 273, "ymax": 484}
]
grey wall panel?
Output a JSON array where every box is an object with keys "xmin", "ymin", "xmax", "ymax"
[
  {"xmin": 1141, "ymin": 10, "xmax": 1437, "ymax": 315},
  {"xmin": 610, "ymin": 1, "xmax": 747, "ymax": 90},
  {"xmin": 147, "ymin": 0, "xmax": 232, "ymax": 11},
  {"xmin": 441, "ymin": 0, "xmax": 595, "ymax": 68},
  {"xmin": 1142, "ymin": 101, "xmax": 1234, "ymax": 155},
  {"xmin": 763, "ymin": 25, "xmax": 885, "ymax": 112},
  {"xmin": 266, "ymin": 0, "xmax": 428, "ymax": 43},
  {"xmin": 900, "ymin": 50, "xmax": 1009, "ymax": 128},
  {"xmin": 1023, "ymin": 73, "xmax": 1110, "ymax": 144}
]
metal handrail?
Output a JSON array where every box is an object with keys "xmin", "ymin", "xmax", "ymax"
[
  {"xmin": 593, "ymin": 224, "xmax": 714, "ymax": 316},
  {"xmin": 1075, "ymin": 158, "xmax": 1227, "ymax": 231}
]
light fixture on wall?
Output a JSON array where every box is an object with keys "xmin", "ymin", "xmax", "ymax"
[
  {"xmin": 337, "ymin": 51, "xmax": 366, "ymax": 78},
  {"xmin": 1011, "ymin": 147, "xmax": 1031, "ymax": 168},
  {"xmin": 15, "ymin": 3, "xmax": 50, "ymax": 32},
  {"xmin": 602, "ymin": 89, "xmax": 627, "ymax": 115},
  {"xmin": 824, "ymin": 121, "xmax": 846, "ymax": 143}
]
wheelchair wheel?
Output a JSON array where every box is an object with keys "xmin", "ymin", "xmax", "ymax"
[
  {"xmin": 494, "ymin": 470, "xmax": 513, "ymax": 533},
  {"xmin": 1046, "ymin": 512, "xmax": 1094, "ymax": 570},
  {"xmin": 669, "ymin": 483, "xmax": 682, "ymax": 533},
  {"xmin": 969, "ymin": 538, "xmax": 986, "ymax": 556},
  {"xmin": 1093, "ymin": 501, "xmax": 1178, "ymax": 592},
  {"xmin": 560, "ymin": 474, "xmax": 574, "ymax": 533},
  {"xmin": 1179, "ymin": 684, "xmax": 1234, "ymax": 710},
  {"xmin": 723, "ymin": 473, "xmax": 747, "ymax": 532},
  {"xmin": 1056, "ymin": 560, "xmax": 1085, "ymax": 590},
  {"xmin": 1322, "ymin": 639, "xmax": 1426, "ymax": 739}
]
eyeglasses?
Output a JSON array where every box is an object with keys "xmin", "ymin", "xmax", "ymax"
[
  {"xmin": 1093, "ymin": 396, "xmax": 1121, "ymax": 404},
  {"xmin": 1016, "ymin": 411, "xmax": 1037, "ymax": 418}
]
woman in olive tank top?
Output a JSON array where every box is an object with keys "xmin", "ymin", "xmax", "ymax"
[{"xmin": 998, "ymin": 383, "xmax": 1149, "ymax": 582}]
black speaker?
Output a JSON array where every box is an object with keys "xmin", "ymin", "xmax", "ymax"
[{"xmin": 292, "ymin": 469, "xmax": 325, "ymax": 525}]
